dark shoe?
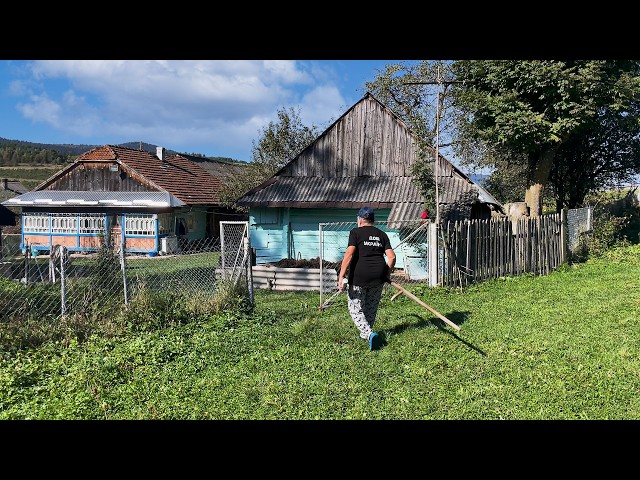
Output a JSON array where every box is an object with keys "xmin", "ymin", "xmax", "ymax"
[{"xmin": 369, "ymin": 332, "xmax": 383, "ymax": 351}]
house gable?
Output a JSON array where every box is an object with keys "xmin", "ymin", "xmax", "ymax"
[
  {"xmin": 237, "ymin": 92, "xmax": 502, "ymax": 220},
  {"xmin": 278, "ymin": 92, "xmax": 419, "ymax": 178},
  {"xmin": 35, "ymin": 145, "xmax": 225, "ymax": 206},
  {"xmin": 39, "ymin": 160, "xmax": 158, "ymax": 194}
]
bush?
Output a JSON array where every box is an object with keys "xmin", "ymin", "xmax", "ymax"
[{"xmin": 575, "ymin": 188, "xmax": 640, "ymax": 261}]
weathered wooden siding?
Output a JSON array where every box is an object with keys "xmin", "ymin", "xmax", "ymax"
[
  {"xmin": 44, "ymin": 162, "xmax": 155, "ymax": 192},
  {"xmin": 280, "ymin": 96, "xmax": 419, "ymax": 178}
]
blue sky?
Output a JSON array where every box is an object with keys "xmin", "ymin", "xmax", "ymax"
[{"xmin": 0, "ymin": 60, "xmax": 417, "ymax": 162}]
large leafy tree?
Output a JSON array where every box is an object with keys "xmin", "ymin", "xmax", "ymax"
[
  {"xmin": 550, "ymin": 106, "xmax": 640, "ymax": 210},
  {"xmin": 219, "ymin": 106, "xmax": 320, "ymax": 209},
  {"xmin": 450, "ymin": 60, "xmax": 640, "ymax": 215}
]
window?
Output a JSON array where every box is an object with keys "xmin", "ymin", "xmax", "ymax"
[
  {"xmin": 124, "ymin": 214, "xmax": 155, "ymax": 235},
  {"xmin": 23, "ymin": 213, "xmax": 50, "ymax": 233},
  {"xmin": 158, "ymin": 213, "xmax": 175, "ymax": 235},
  {"xmin": 51, "ymin": 213, "xmax": 78, "ymax": 234},
  {"xmin": 255, "ymin": 208, "xmax": 279, "ymax": 225}
]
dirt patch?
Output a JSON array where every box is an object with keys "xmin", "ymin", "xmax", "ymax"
[{"xmin": 268, "ymin": 257, "xmax": 337, "ymax": 270}]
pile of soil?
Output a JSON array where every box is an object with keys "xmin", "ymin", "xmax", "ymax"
[{"xmin": 268, "ymin": 257, "xmax": 337, "ymax": 270}]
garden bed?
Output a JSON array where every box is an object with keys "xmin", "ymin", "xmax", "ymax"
[{"xmin": 253, "ymin": 258, "xmax": 338, "ymax": 291}]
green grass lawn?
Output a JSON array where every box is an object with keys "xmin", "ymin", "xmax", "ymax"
[{"xmin": 1, "ymin": 244, "xmax": 639, "ymax": 420}]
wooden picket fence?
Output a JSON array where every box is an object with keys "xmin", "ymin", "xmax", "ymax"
[{"xmin": 440, "ymin": 211, "xmax": 566, "ymax": 288}]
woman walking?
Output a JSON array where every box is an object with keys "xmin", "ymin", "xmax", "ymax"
[{"xmin": 338, "ymin": 207, "xmax": 396, "ymax": 351}]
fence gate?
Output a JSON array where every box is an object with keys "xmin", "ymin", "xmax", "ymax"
[
  {"xmin": 220, "ymin": 221, "xmax": 253, "ymax": 304},
  {"xmin": 319, "ymin": 219, "xmax": 433, "ymax": 309}
]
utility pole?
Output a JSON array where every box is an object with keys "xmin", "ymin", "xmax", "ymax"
[{"xmin": 404, "ymin": 63, "xmax": 468, "ymax": 286}]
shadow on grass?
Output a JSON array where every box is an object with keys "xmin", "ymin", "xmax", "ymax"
[{"xmin": 386, "ymin": 311, "xmax": 487, "ymax": 356}]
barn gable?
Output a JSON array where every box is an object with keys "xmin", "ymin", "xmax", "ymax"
[{"xmin": 237, "ymin": 92, "xmax": 502, "ymax": 221}]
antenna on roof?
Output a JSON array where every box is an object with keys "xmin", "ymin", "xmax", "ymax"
[{"xmin": 139, "ymin": 142, "xmax": 142, "ymax": 151}]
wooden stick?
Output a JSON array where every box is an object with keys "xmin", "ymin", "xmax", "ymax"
[
  {"xmin": 319, "ymin": 279, "xmax": 347, "ymax": 310},
  {"xmin": 390, "ymin": 282, "xmax": 460, "ymax": 331}
]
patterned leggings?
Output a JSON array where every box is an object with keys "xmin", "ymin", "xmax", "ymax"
[{"xmin": 347, "ymin": 284, "xmax": 385, "ymax": 340}]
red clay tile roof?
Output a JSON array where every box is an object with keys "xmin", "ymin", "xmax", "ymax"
[{"xmin": 76, "ymin": 145, "xmax": 223, "ymax": 205}]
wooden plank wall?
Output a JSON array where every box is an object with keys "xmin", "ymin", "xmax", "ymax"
[
  {"xmin": 441, "ymin": 213, "xmax": 565, "ymax": 288},
  {"xmin": 46, "ymin": 163, "xmax": 155, "ymax": 192},
  {"xmin": 282, "ymin": 96, "xmax": 419, "ymax": 178}
]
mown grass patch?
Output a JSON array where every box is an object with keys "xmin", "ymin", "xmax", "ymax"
[{"xmin": 1, "ymin": 244, "xmax": 639, "ymax": 419}]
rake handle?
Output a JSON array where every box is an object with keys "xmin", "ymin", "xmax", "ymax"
[{"xmin": 391, "ymin": 282, "xmax": 460, "ymax": 331}]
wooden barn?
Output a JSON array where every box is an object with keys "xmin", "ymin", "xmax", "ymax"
[
  {"xmin": 237, "ymin": 92, "xmax": 503, "ymax": 265},
  {"xmin": 2, "ymin": 145, "xmax": 247, "ymax": 256}
]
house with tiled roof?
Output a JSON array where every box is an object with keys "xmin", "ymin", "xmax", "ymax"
[{"xmin": 2, "ymin": 145, "xmax": 247, "ymax": 256}]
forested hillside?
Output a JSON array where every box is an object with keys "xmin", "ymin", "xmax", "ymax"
[
  {"xmin": 0, "ymin": 138, "xmax": 77, "ymax": 166},
  {"xmin": 0, "ymin": 138, "xmax": 243, "ymax": 190}
]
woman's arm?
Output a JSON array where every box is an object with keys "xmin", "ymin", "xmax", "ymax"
[
  {"xmin": 338, "ymin": 245, "xmax": 356, "ymax": 291},
  {"xmin": 385, "ymin": 248, "xmax": 396, "ymax": 270}
]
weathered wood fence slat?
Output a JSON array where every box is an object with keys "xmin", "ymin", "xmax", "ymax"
[{"xmin": 441, "ymin": 213, "xmax": 565, "ymax": 288}]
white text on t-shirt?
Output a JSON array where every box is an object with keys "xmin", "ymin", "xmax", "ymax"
[{"xmin": 363, "ymin": 235, "xmax": 382, "ymax": 247}]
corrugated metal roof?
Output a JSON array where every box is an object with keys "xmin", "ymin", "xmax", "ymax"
[
  {"xmin": 1, "ymin": 180, "xmax": 28, "ymax": 194},
  {"xmin": 388, "ymin": 201, "xmax": 424, "ymax": 222},
  {"xmin": 1, "ymin": 190, "xmax": 184, "ymax": 208},
  {"xmin": 238, "ymin": 173, "xmax": 497, "ymax": 210},
  {"xmin": 238, "ymin": 176, "xmax": 425, "ymax": 206}
]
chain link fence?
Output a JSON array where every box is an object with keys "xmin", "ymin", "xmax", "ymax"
[
  {"xmin": 0, "ymin": 208, "xmax": 598, "ymax": 321},
  {"xmin": 319, "ymin": 219, "xmax": 430, "ymax": 308},
  {"xmin": 0, "ymin": 222, "xmax": 251, "ymax": 323},
  {"xmin": 566, "ymin": 207, "xmax": 594, "ymax": 254}
]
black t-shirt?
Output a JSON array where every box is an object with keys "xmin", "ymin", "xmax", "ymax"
[{"xmin": 347, "ymin": 225, "xmax": 392, "ymax": 287}]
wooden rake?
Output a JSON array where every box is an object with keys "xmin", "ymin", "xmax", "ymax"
[
  {"xmin": 319, "ymin": 279, "xmax": 347, "ymax": 311},
  {"xmin": 390, "ymin": 281, "xmax": 460, "ymax": 332}
]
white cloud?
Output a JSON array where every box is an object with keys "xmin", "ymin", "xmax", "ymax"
[
  {"xmin": 13, "ymin": 60, "xmax": 349, "ymax": 159},
  {"xmin": 17, "ymin": 93, "xmax": 63, "ymax": 126}
]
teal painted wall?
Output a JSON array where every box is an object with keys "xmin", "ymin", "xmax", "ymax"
[
  {"xmin": 249, "ymin": 207, "xmax": 421, "ymax": 269},
  {"xmin": 175, "ymin": 208, "xmax": 207, "ymax": 241}
]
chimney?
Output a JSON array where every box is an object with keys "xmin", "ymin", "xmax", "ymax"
[
  {"xmin": 156, "ymin": 146, "xmax": 165, "ymax": 161},
  {"xmin": 2, "ymin": 178, "xmax": 7, "ymax": 190}
]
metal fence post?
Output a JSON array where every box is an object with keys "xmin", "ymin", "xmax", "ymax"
[
  {"xmin": 120, "ymin": 245, "xmax": 128, "ymax": 305},
  {"xmin": 220, "ymin": 226, "xmax": 226, "ymax": 279},
  {"xmin": 245, "ymin": 234, "xmax": 254, "ymax": 305},
  {"xmin": 60, "ymin": 246, "xmax": 67, "ymax": 316},
  {"xmin": 319, "ymin": 223, "xmax": 324, "ymax": 308},
  {"xmin": 428, "ymin": 222, "xmax": 439, "ymax": 287}
]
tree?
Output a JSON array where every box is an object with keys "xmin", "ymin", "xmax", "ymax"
[
  {"xmin": 550, "ymin": 107, "xmax": 640, "ymax": 210},
  {"xmin": 450, "ymin": 60, "xmax": 640, "ymax": 215},
  {"xmin": 219, "ymin": 106, "xmax": 321, "ymax": 209}
]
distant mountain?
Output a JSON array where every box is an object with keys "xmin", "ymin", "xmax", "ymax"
[
  {"xmin": 0, "ymin": 137, "xmax": 99, "ymax": 157},
  {"xmin": 0, "ymin": 138, "xmax": 243, "ymax": 164}
]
